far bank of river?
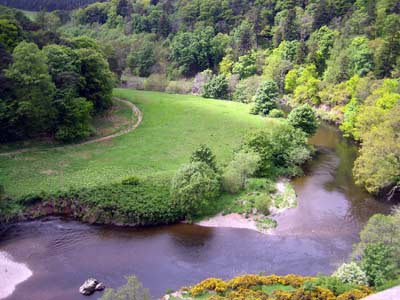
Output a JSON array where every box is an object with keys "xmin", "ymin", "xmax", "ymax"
[{"xmin": 0, "ymin": 123, "xmax": 392, "ymax": 300}]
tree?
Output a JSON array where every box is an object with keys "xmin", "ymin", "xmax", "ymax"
[
  {"xmin": 171, "ymin": 162, "xmax": 220, "ymax": 219},
  {"xmin": 44, "ymin": 44, "xmax": 93, "ymax": 142},
  {"xmin": 243, "ymin": 120, "xmax": 311, "ymax": 176},
  {"xmin": 232, "ymin": 51, "xmax": 257, "ymax": 79},
  {"xmin": 251, "ymin": 80, "xmax": 279, "ymax": 115},
  {"xmin": 353, "ymin": 106, "xmax": 400, "ymax": 193},
  {"xmin": 77, "ymin": 48, "xmax": 114, "ymax": 113},
  {"xmin": 98, "ymin": 276, "xmax": 150, "ymax": 300},
  {"xmin": 5, "ymin": 41, "xmax": 56, "ymax": 136},
  {"xmin": 288, "ymin": 104, "xmax": 319, "ymax": 136},
  {"xmin": 347, "ymin": 36, "xmax": 374, "ymax": 77},
  {"xmin": 202, "ymin": 74, "xmax": 229, "ymax": 99},
  {"xmin": 0, "ymin": 18, "xmax": 23, "ymax": 52},
  {"xmin": 128, "ymin": 38, "xmax": 155, "ymax": 77},
  {"xmin": 353, "ymin": 209, "xmax": 400, "ymax": 263},
  {"xmin": 190, "ymin": 144, "xmax": 218, "ymax": 173},
  {"xmin": 232, "ymin": 20, "xmax": 256, "ymax": 56},
  {"xmin": 222, "ymin": 150, "xmax": 260, "ymax": 193},
  {"xmin": 361, "ymin": 242, "xmax": 397, "ymax": 287}
]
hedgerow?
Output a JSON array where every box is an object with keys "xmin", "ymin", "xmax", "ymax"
[{"xmin": 0, "ymin": 176, "xmax": 184, "ymax": 226}]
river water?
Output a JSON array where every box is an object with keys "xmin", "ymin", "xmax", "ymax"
[{"xmin": 0, "ymin": 123, "xmax": 391, "ymax": 300}]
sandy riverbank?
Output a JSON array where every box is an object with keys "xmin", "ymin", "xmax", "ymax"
[
  {"xmin": 0, "ymin": 251, "xmax": 32, "ymax": 299},
  {"xmin": 197, "ymin": 180, "xmax": 296, "ymax": 234},
  {"xmin": 197, "ymin": 213, "xmax": 261, "ymax": 232}
]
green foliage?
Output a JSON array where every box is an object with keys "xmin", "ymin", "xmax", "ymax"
[
  {"xmin": 306, "ymin": 276, "xmax": 358, "ymax": 296},
  {"xmin": 222, "ymin": 150, "xmax": 260, "ymax": 194},
  {"xmin": 232, "ymin": 20, "xmax": 256, "ymax": 56},
  {"xmin": 251, "ymin": 80, "xmax": 279, "ymax": 115},
  {"xmin": 287, "ymin": 104, "xmax": 319, "ymax": 136},
  {"xmin": 232, "ymin": 75, "xmax": 262, "ymax": 103},
  {"xmin": 232, "ymin": 52, "xmax": 257, "ymax": 79},
  {"xmin": 190, "ymin": 144, "xmax": 218, "ymax": 173},
  {"xmin": 121, "ymin": 176, "xmax": 140, "ymax": 186},
  {"xmin": 243, "ymin": 120, "xmax": 311, "ymax": 177},
  {"xmin": 353, "ymin": 209, "xmax": 400, "ymax": 264},
  {"xmin": 98, "ymin": 276, "xmax": 150, "ymax": 300},
  {"xmin": 5, "ymin": 41, "xmax": 56, "ymax": 136},
  {"xmin": 307, "ymin": 26, "xmax": 337, "ymax": 75},
  {"xmin": 171, "ymin": 162, "xmax": 220, "ymax": 220},
  {"xmin": 361, "ymin": 242, "xmax": 397, "ymax": 287},
  {"xmin": 202, "ymin": 74, "xmax": 229, "ymax": 100},
  {"xmin": 333, "ymin": 262, "xmax": 368, "ymax": 286},
  {"xmin": 77, "ymin": 47, "xmax": 114, "ymax": 113},
  {"xmin": 286, "ymin": 65, "xmax": 321, "ymax": 105},
  {"xmin": 353, "ymin": 106, "xmax": 400, "ymax": 193},
  {"xmin": 170, "ymin": 26, "xmax": 218, "ymax": 76},
  {"xmin": 128, "ymin": 38, "xmax": 155, "ymax": 77},
  {"xmin": 0, "ymin": 18, "xmax": 23, "ymax": 52},
  {"xmin": 268, "ymin": 108, "xmax": 285, "ymax": 118}
]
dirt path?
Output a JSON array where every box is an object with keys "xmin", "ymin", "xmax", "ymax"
[{"xmin": 0, "ymin": 98, "xmax": 142, "ymax": 157}]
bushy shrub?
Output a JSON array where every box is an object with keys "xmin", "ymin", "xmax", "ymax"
[
  {"xmin": 202, "ymin": 74, "xmax": 229, "ymax": 99},
  {"xmin": 333, "ymin": 262, "xmax": 368, "ymax": 286},
  {"xmin": 170, "ymin": 162, "xmax": 220, "ymax": 219},
  {"xmin": 7, "ymin": 176, "xmax": 182, "ymax": 226},
  {"xmin": 361, "ymin": 242, "xmax": 397, "ymax": 287},
  {"xmin": 245, "ymin": 178, "xmax": 277, "ymax": 193},
  {"xmin": 288, "ymin": 104, "xmax": 319, "ymax": 136},
  {"xmin": 233, "ymin": 75, "xmax": 263, "ymax": 103},
  {"xmin": 98, "ymin": 276, "xmax": 150, "ymax": 300},
  {"xmin": 192, "ymin": 69, "xmax": 212, "ymax": 95},
  {"xmin": 222, "ymin": 150, "xmax": 260, "ymax": 193},
  {"xmin": 268, "ymin": 108, "xmax": 285, "ymax": 118},
  {"xmin": 251, "ymin": 80, "xmax": 279, "ymax": 115},
  {"xmin": 165, "ymin": 80, "xmax": 193, "ymax": 94},
  {"xmin": 254, "ymin": 195, "xmax": 271, "ymax": 215},
  {"xmin": 243, "ymin": 120, "xmax": 311, "ymax": 177},
  {"xmin": 143, "ymin": 73, "xmax": 168, "ymax": 91},
  {"xmin": 190, "ymin": 144, "xmax": 218, "ymax": 173}
]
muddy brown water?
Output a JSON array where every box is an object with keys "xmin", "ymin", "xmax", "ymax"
[{"xmin": 0, "ymin": 123, "xmax": 392, "ymax": 300}]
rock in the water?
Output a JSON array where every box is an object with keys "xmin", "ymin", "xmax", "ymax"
[
  {"xmin": 95, "ymin": 282, "xmax": 105, "ymax": 291},
  {"xmin": 79, "ymin": 278, "xmax": 99, "ymax": 295}
]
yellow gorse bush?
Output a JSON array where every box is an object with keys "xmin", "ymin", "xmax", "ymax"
[{"xmin": 189, "ymin": 274, "xmax": 373, "ymax": 300}]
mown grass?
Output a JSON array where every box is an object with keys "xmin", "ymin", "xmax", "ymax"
[{"xmin": 0, "ymin": 89, "xmax": 268, "ymax": 197}]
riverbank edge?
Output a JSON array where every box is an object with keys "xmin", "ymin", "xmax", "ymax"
[
  {"xmin": 0, "ymin": 178, "xmax": 297, "ymax": 231},
  {"xmin": 196, "ymin": 179, "xmax": 297, "ymax": 235}
]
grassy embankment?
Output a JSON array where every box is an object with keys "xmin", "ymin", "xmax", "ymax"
[{"xmin": 1, "ymin": 89, "xmax": 293, "ymax": 225}]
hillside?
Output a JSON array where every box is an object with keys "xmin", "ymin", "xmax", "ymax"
[{"xmin": 0, "ymin": 0, "xmax": 106, "ymax": 11}]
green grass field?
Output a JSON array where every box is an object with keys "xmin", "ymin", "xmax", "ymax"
[{"xmin": 0, "ymin": 89, "xmax": 269, "ymax": 198}]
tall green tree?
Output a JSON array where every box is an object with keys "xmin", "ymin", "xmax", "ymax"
[
  {"xmin": 251, "ymin": 80, "xmax": 279, "ymax": 115},
  {"xmin": 77, "ymin": 47, "xmax": 114, "ymax": 112},
  {"xmin": 5, "ymin": 41, "xmax": 56, "ymax": 136}
]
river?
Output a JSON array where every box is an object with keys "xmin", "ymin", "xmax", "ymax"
[{"xmin": 0, "ymin": 123, "xmax": 391, "ymax": 300}]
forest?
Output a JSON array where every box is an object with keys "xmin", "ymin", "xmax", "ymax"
[
  {"xmin": 0, "ymin": 0, "xmax": 106, "ymax": 11},
  {"xmin": 1, "ymin": 0, "xmax": 398, "ymax": 196}
]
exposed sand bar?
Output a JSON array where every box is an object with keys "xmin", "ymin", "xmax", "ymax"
[
  {"xmin": 0, "ymin": 251, "xmax": 33, "ymax": 299},
  {"xmin": 197, "ymin": 213, "xmax": 260, "ymax": 232}
]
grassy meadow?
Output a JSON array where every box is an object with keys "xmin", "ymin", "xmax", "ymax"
[{"xmin": 0, "ymin": 89, "xmax": 269, "ymax": 197}]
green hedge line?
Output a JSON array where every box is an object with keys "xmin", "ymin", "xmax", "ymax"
[{"xmin": 0, "ymin": 176, "xmax": 184, "ymax": 226}]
